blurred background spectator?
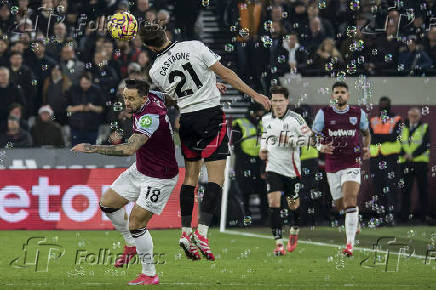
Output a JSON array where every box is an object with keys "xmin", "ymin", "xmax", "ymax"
[
  {"xmin": 0, "ymin": 116, "xmax": 32, "ymax": 148},
  {"xmin": 66, "ymin": 73, "xmax": 104, "ymax": 145},
  {"xmin": 31, "ymin": 105, "xmax": 65, "ymax": 147}
]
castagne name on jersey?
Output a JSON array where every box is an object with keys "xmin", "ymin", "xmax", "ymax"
[{"xmin": 159, "ymin": 52, "xmax": 190, "ymax": 76}]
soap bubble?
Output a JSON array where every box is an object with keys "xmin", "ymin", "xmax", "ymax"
[
  {"xmin": 239, "ymin": 28, "xmax": 250, "ymax": 38},
  {"xmin": 225, "ymin": 44, "xmax": 234, "ymax": 52}
]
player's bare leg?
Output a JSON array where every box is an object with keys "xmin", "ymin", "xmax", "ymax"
[
  {"xmin": 341, "ymin": 181, "xmax": 360, "ymax": 257},
  {"xmin": 179, "ymin": 160, "xmax": 202, "ymax": 260},
  {"xmin": 190, "ymin": 159, "xmax": 226, "ymax": 261},
  {"xmin": 286, "ymin": 196, "xmax": 300, "ymax": 253},
  {"xmin": 268, "ymin": 191, "xmax": 285, "ymax": 255},
  {"xmin": 127, "ymin": 205, "xmax": 159, "ymax": 285},
  {"xmin": 100, "ymin": 189, "xmax": 136, "ymax": 267}
]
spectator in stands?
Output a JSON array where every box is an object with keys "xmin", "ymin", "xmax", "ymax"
[
  {"xmin": 8, "ymin": 52, "xmax": 35, "ymax": 117},
  {"xmin": 137, "ymin": 50, "xmax": 151, "ymax": 82},
  {"xmin": 0, "ymin": 67, "xmax": 25, "ymax": 131},
  {"xmin": 132, "ymin": 0, "xmax": 150, "ymax": 23},
  {"xmin": 313, "ymin": 38, "xmax": 343, "ymax": 72},
  {"xmin": 0, "ymin": 38, "xmax": 9, "ymax": 67},
  {"xmin": 289, "ymin": 0, "xmax": 310, "ymax": 45},
  {"xmin": 282, "ymin": 32, "xmax": 307, "ymax": 74},
  {"xmin": 89, "ymin": 50, "xmax": 119, "ymax": 102},
  {"xmin": 8, "ymin": 103, "xmax": 29, "ymax": 132},
  {"xmin": 35, "ymin": 0, "xmax": 56, "ymax": 36},
  {"xmin": 0, "ymin": 116, "xmax": 32, "ymax": 148},
  {"xmin": 29, "ymin": 40, "xmax": 57, "ymax": 111},
  {"xmin": 46, "ymin": 22, "xmax": 69, "ymax": 60},
  {"xmin": 31, "ymin": 105, "xmax": 65, "ymax": 147},
  {"xmin": 0, "ymin": 3, "xmax": 13, "ymax": 33},
  {"xmin": 60, "ymin": 44, "xmax": 85, "ymax": 85},
  {"xmin": 101, "ymin": 39, "xmax": 122, "ymax": 78},
  {"xmin": 424, "ymin": 26, "xmax": 436, "ymax": 66},
  {"xmin": 117, "ymin": 62, "xmax": 143, "ymax": 91},
  {"xmin": 43, "ymin": 64, "xmax": 72, "ymax": 126},
  {"xmin": 399, "ymin": 36, "xmax": 433, "ymax": 73},
  {"xmin": 307, "ymin": 16, "xmax": 327, "ymax": 52},
  {"xmin": 158, "ymin": 9, "xmax": 174, "ymax": 40},
  {"xmin": 114, "ymin": 39, "xmax": 140, "ymax": 78},
  {"xmin": 307, "ymin": 1, "xmax": 334, "ymax": 38},
  {"xmin": 234, "ymin": 0, "xmax": 268, "ymax": 91},
  {"xmin": 174, "ymin": 0, "xmax": 201, "ymax": 40},
  {"xmin": 65, "ymin": 73, "xmax": 105, "ymax": 146}
]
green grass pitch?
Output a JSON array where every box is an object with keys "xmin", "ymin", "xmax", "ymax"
[{"xmin": 1, "ymin": 226, "xmax": 435, "ymax": 289}]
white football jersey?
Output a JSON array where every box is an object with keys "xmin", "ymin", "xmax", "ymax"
[
  {"xmin": 261, "ymin": 109, "xmax": 312, "ymax": 178},
  {"xmin": 149, "ymin": 41, "xmax": 222, "ymax": 114}
]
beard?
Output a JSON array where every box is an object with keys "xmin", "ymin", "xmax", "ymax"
[{"xmin": 337, "ymin": 97, "xmax": 347, "ymax": 106}]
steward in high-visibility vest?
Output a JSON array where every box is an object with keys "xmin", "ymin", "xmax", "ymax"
[
  {"xmin": 399, "ymin": 121, "xmax": 430, "ymax": 163},
  {"xmin": 231, "ymin": 102, "xmax": 267, "ymax": 220},
  {"xmin": 300, "ymin": 146, "xmax": 319, "ymax": 161},
  {"xmin": 369, "ymin": 96, "xmax": 401, "ymax": 225},
  {"xmin": 398, "ymin": 107, "xmax": 431, "ymax": 223}
]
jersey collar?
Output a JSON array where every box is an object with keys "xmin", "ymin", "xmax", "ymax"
[
  {"xmin": 156, "ymin": 41, "xmax": 177, "ymax": 58},
  {"xmin": 331, "ymin": 105, "xmax": 350, "ymax": 114},
  {"xmin": 273, "ymin": 108, "xmax": 289, "ymax": 120}
]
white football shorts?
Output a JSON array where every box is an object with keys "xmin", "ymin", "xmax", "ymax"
[
  {"xmin": 326, "ymin": 168, "xmax": 361, "ymax": 201},
  {"xmin": 111, "ymin": 163, "xmax": 178, "ymax": 214}
]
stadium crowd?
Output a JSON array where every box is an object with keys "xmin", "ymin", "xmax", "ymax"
[{"xmin": 0, "ymin": 0, "xmax": 436, "ymax": 147}]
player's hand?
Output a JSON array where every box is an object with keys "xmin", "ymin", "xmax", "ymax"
[
  {"xmin": 362, "ymin": 146, "xmax": 371, "ymax": 160},
  {"xmin": 71, "ymin": 143, "xmax": 97, "ymax": 153},
  {"xmin": 216, "ymin": 82, "xmax": 227, "ymax": 94},
  {"xmin": 259, "ymin": 149, "xmax": 268, "ymax": 160},
  {"xmin": 319, "ymin": 143, "xmax": 335, "ymax": 155},
  {"xmin": 253, "ymin": 93, "xmax": 271, "ymax": 111}
]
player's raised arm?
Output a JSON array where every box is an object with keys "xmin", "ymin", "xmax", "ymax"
[
  {"xmin": 209, "ymin": 61, "xmax": 271, "ymax": 111},
  {"xmin": 71, "ymin": 133, "xmax": 149, "ymax": 156}
]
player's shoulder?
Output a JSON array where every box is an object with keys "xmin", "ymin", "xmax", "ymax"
[
  {"xmin": 262, "ymin": 112, "xmax": 273, "ymax": 122},
  {"xmin": 349, "ymin": 105, "xmax": 363, "ymax": 114},
  {"xmin": 286, "ymin": 110, "xmax": 305, "ymax": 125},
  {"xmin": 178, "ymin": 40, "xmax": 205, "ymax": 48}
]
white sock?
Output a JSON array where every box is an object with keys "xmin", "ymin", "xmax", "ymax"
[
  {"xmin": 131, "ymin": 228, "xmax": 156, "ymax": 276},
  {"xmin": 275, "ymin": 238, "xmax": 284, "ymax": 246},
  {"xmin": 345, "ymin": 207, "xmax": 359, "ymax": 247},
  {"xmin": 105, "ymin": 207, "xmax": 135, "ymax": 246},
  {"xmin": 197, "ymin": 224, "xmax": 209, "ymax": 238},
  {"xmin": 182, "ymin": 227, "xmax": 192, "ymax": 235}
]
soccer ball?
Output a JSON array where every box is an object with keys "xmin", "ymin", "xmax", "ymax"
[{"xmin": 107, "ymin": 12, "xmax": 138, "ymax": 41}]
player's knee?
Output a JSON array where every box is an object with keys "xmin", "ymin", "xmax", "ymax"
[
  {"xmin": 99, "ymin": 202, "xmax": 120, "ymax": 214},
  {"xmin": 128, "ymin": 214, "xmax": 147, "ymax": 231}
]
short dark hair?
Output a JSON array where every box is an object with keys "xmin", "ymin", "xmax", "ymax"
[
  {"xmin": 9, "ymin": 51, "xmax": 22, "ymax": 58},
  {"xmin": 379, "ymin": 96, "xmax": 391, "ymax": 104},
  {"xmin": 9, "ymin": 102, "xmax": 23, "ymax": 112},
  {"xmin": 125, "ymin": 79, "xmax": 150, "ymax": 97},
  {"xmin": 80, "ymin": 72, "xmax": 92, "ymax": 81},
  {"xmin": 139, "ymin": 24, "xmax": 167, "ymax": 47},
  {"xmin": 332, "ymin": 81, "xmax": 348, "ymax": 91},
  {"xmin": 270, "ymin": 85, "xmax": 289, "ymax": 99}
]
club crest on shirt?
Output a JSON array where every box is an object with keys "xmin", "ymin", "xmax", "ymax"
[
  {"xmin": 330, "ymin": 120, "xmax": 336, "ymax": 125},
  {"xmin": 139, "ymin": 115, "xmax": 152, "ymax": 128},
  {"xmin": 349, "ymin": 117, "xmax": 358, "ymax": 125}
]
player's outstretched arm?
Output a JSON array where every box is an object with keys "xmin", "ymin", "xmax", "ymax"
[
  {"xmin": 71, "ymin": 134, "xmax": 149, "ymax": 156},
  {"xmin": 209, "ymin": 61, "xmax": 271, "ymax": 111}
]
